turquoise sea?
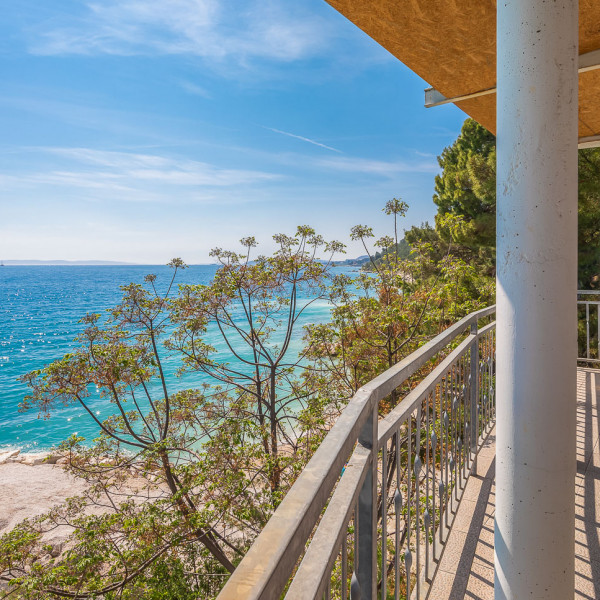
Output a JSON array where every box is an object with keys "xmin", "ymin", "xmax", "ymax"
[{"xmin": 0, "ymin": 265, "xmax": 356, "ymax": 452}]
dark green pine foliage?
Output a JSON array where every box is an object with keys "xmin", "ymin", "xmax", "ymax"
[
  {"xmin": 578, "ymin": 148, "xmax": 600, "ymax": 288},
  {"xmin": 432, "ymin": 118, "xmax": 496, "ymax": 274},
  {"xmin": 411, "ymin": 117, "xmax": 600, "ymax": 288}
]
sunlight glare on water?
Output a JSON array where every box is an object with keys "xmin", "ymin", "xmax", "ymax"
[{"xmin": 0, "ymin": 265, "xmax": 357, "ymax": 451}]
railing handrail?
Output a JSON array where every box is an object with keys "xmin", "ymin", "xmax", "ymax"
[
  {"xmin": 377, "ymin": 319, "xmax": 496, "ymax": 447},
  {"xmin": 287, "ymin": 320, "xmax": 497, "ymax": 599},
  {"xmin": 217, "ymin": 305, "xmax": 495, "ymax": 600}
]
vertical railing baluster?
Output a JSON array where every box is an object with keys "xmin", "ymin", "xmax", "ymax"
[
  {"xmin": 469, "ymin": 321, "xmax": 479, "ymax": 473},
  {"xmin": 381, "ymin": 441, "xmax": 387, "ymax": 600},
  {"xmin": 425, "ymin": 392, "xmax": 431, "ymax": 582},
  {"xmin": 462, "ymin": 353, "xmax": 470, "ymax": 480},
  {"xmin": 461, "ymin": 355, "xmax": 467, "ymax": 482},
  {"xmin": 486, "ymin": 334, "xmax": 490, "ymax": 426},
  {"xmin": 488, "ymin": 333, "xmax": 492, "ymax": 427},
  {"xmin": 596, "ymin": 302, "xmax": 600, "ymax": 360},
  {"xmin": 354, "ymin": 504, "xmax": 358, "ymax": 574},
  {"xmin": 357, "ymin": 405, "xmax": 377, "ymax": 600},
  {"xmin": 484, "ymin": 335, "xmax": 490, "ymax": 432},
  {"xmin": 490, "ymin": 330, "xmax": 494, "ymax": 415},
  {"xmin": 449, "ymin": 369, "xmax": 454, "ymax": 505},
  {"xmin": 465, "ymin": 356, "xmax": 470, "ymax": 472},
  {"xmin": 492, "ymin": 329, "xmax": 497, "ymax": 418},
  {"xmin": 464, "ymin": 352, "xmax": 469, "ymax": 473},
  {"xmin": 342, "ymin": 529, "xmax": 348, "ymax": 600},
  {"xmin": 352, "ymin": 505, "xmax": 360, "ymax": 600},
  {"xmin": 440, "ymin": 379, "xmax": 448, "ymax": 532},
  {"xmin": 467, "ymin": 350, "xmax": 473, "ymax": 472},
  {"xmin": 439, "ymin": 380, "xmax": 445, "ymax": 547},
  {"xmin": 481, "ymin": 334, "xmax": 486, "ymax": 432},
  {"xmin": 431, "ymin": 387, "xmax": 438, "ymax": 562},
  {"xmin": 414, "ymin": 406, "xmax": 422, "ymax": 599},
  {"xmin": 350, "ymin": 573, "xmax": 361, "ymax": 600},
  {"xmin": 481, "ymin": 334, "xmax": 485, "ymax": 431},
  {"xmin": 394, "ymin": 430, "xmax": 401, "ymax": 600},
  {"xmin": 587, "ymin": 302, "xmax": 591, "ymax": 359},
  {"xmin": 456, "ymin": 356, "xmax": 465, "ymax": 489},
  {"xmin": 489, "ymin": 332, "xmax": 493, "ymax": 422},
  {"xmin": 454, "ymin": 411, "xmax": 458, "ymax": 501},
  {"xmin": 405, "ymin": 416, "xmax": 412, "ymax": 599},
  {"xmin": 443, "ymin": 380, "xmax": 449, "ymax": 530},
  {"xmin": 452, "ymin": 365, "xmax": 458, "ymax": 502}
]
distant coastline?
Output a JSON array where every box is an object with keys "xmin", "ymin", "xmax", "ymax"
[
  {"xmin": 1, "ymin": 260, "xmax": 137, "ymax": 266},
  {"xmin": 3, "ymin": 258, "xmax": 368, "ymax": 267},
  {"xmin": 333, "ymin": 254, "xmax": 369, "ymax": 267},
  {"xmin": 0, "ymin": 260, "xmax": 216, "ymax": 266}
]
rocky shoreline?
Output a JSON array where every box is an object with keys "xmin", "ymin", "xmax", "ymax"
[{"xmin": 0, "ymin": 448, "xmax": 70, "ymax": 467}]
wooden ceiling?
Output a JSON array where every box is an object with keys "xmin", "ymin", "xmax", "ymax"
[{"xmin": 326, "ymin": 0, "xmax": 600, "ymax": 139}]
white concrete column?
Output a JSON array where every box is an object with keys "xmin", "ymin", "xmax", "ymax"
[{"xmin": 495, "ymin": 1, "xmax": 578, "ymax": 599}]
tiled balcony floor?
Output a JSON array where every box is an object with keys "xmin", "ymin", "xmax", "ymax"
[{"xmin": 428, "ymin": 368, "xmax": 600, "ymax": 599}]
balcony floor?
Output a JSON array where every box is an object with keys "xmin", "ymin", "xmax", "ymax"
[{"xmin": 428, "ymin": 367, "xmax": 600, "ymax": 599}]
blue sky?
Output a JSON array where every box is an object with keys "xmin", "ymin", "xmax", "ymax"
[{"xmin": 0, "ymin": 0, "xmax": 467, "ymax": 263}]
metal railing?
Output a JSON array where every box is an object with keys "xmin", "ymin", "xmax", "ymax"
[
  {"xmin": 217, "ymin": 306, "xmax": 496, "ymax": 600},
  {"xmin": 578, "ymin": 290, "xmax": 600, "ymax": 362}
]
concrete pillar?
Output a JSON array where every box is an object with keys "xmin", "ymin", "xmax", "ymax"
[{"xmin": 495, "ymin": 1, "xmax": 578, "ymax": 599}]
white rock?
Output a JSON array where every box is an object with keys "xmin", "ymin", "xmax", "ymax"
[
  {"xmin": 0, "ymin": 450, "xmax": 20, "ymax": 465},
  {"xmin": 20, "ymin": 453, "xmax": 49, "ymax": 466}
]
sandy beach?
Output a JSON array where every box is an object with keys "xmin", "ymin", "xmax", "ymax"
[{"xmin": 0, "ymin": 460, "xmax": 88, "ymax": 536}]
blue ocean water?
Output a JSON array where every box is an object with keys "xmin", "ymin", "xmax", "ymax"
[{"xmin": 0, "ymin": 265, "xmax": 355, "ymax": 452}]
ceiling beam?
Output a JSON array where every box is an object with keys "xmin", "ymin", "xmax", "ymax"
[
  {"xmin": 425, "ymin": 48, "xmax": 600, "ymax": 108},
  {"xmin": 578, "ymin": 135, "xmax": 600, "ymax": 149}
]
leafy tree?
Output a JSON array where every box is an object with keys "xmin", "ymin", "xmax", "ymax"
[
  {"xmin": 168, "ymin": 227, "xmax": 345, "ymax": 500},
  {"xmin": 383, "ymin": 198, "xmax": 409, "ymax": 266},
  {"xmin": 1, "ymin": 229, "xmax": 345, "ymax": 599},
  {"xmin": 306, "ymin": 203, "xmax": 494, "ymax": 413},
  {"xmin": 434, "ymin": 120, "xmax": 496, "ymax": 246},
  {"xmin": 426, "ymin": 117, "xmax": 600, "ymax": 287},
  {"xmin": 578, "ymin": 148, "xmax": 600, "ymax": 288}
]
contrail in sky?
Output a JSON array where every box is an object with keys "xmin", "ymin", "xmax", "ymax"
[{"xmin": 265, "ymin": 126, "xmax": 342, "ymax": 153}]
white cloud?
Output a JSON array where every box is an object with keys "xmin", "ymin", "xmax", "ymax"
[
  {"xmin": 179, "ymin": 80, "xmax": 211, "ymax": 98},
  {"xmin": 316, "ymin": 156, "xmax": 439, "ymax": 177},
  {"xmin": 414, "ymin": 150, "xmax": 436, "ymax": 158},
  {"xmin": 45, "ymin": 147, "xmax": 279, "ymax": 186},
  {"xmin": 0, "ymin": 147, "xmax": 281, "ymax": 204},
  {"xmin": 27, "ymin": 0, "xmax": 333, "ymax": 64}
]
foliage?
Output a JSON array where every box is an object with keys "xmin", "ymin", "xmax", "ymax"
[
  {"xmin": 578, "ymin": 148, "xmax": 600, "ymax": 288},
  {"xmin": 433, "ymin": 118, "xmax": 496, "ymax": 271},
  {"xmin": 362, "ymin": 198, "xmax": 411, "ymax": 271},
  {"xmin": 363, "ymin": 239, "xmax": 412, "ymax": 271},
  {"xmin": 305, "ymin": 203, "xmax": 494, "ymax": 413},
  {"xmin": 1, "ymin": 229, "xmax": 346, "ymax": 599},
  {"xmin": 423, "ymin": 117, "xmax": 600, "ymax": 287},
  {"xmin": 168, "ymin": 228, "xmax": 344, "ymax": 498}
]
